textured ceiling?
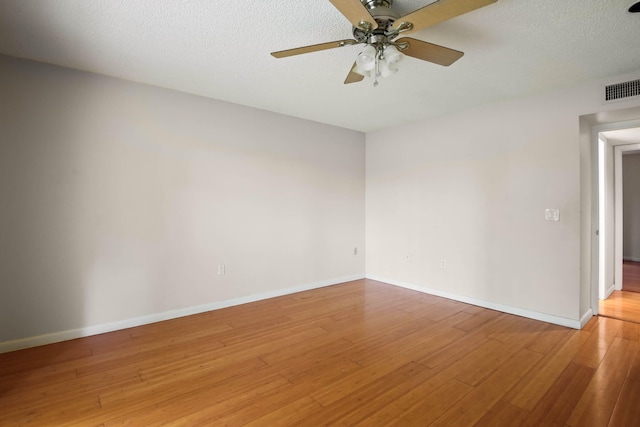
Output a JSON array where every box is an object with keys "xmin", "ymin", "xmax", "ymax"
[{"xmin": 0, "ymin": 0, "xmax": 639, "ymax": 132}]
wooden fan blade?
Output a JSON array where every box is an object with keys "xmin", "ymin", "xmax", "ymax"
[
  {"xmin": 271, "ymin": 39, "xmax": 358, "ymax": 58},
  {"xmin": 329, "ymin": 0, "xmax": 378, "ymax": 31},
  {"xmin": 344, "ymin": 62, "xmax": 365, "ymax": 84},
  {"xmin": 396, "ymin": 37, "xmax": 463, "ymax": 66},
  {"xmin": 391, "ymin": 0, "xmax": 497, "ymax": 34}
]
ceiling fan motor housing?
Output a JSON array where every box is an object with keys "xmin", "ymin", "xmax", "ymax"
[{"xmin": 353, "ymin": 0, "xmax": 400, "ymax": 42}]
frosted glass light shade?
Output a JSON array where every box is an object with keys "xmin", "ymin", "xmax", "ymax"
[
  {"xmin": 353, "ymin": 64, "xmax": 372, "ymax": 78},
  {"xmin": 379, "ymin": 59, "xmax": 397, "ymax": 77},
  {"xmin": 384, "ymin": 45, "xmax": 402, "ymax": 65},
  {"xmin": 356, "ymin": 45, "xmax": 377, "ymax": 71}
]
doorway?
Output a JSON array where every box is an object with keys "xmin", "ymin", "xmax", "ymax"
[
  {"xmin": 581, "ymin": 105, "xmax": 640, "ymax": 325},
  {"xmin": 621, "ymin": 151, "xmax": 640, "ymax": 294},
  {"xmin": 598, "ymin": 133, "xmax": 640, "ymax": 322}
]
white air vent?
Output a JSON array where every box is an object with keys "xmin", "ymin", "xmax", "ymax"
[{"xmin": 604, "ymin": 79, "xmax": 640, "ymax": 103}]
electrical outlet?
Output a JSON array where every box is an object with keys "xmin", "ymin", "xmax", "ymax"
[
  {"xmin": 545, "ymin": 209, "xmax": 560, "ymax": 221},
  {"xmin": 405, "ymin": 254, "xmax": 411, "ymax": 263},
  {"xmin": 217, "ymin": 264, "xmax": 225, "ymax": 275},
  {"xmin": 440, "ymin": 259, "xmax": 447, "ymax": 269},
  {"xmin": 354, "ymin": 247, "xmax": 358, "ymax": 255}
]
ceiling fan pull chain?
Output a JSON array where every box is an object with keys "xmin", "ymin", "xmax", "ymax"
[{"xmin": 373, "ymin": 47, "xmax": 381, "ymax": 87}]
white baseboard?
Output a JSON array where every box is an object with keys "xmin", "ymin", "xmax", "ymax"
[
  {"xmin": 366, "ymin": 274, "xmax": 583, "ymax": 330},
  {"xmin": 605, "ymin": 284, "xmax": 616, "ymax": 298},
  {"xmin": 580, "ymin": 308, "xmax": 594, "ymax": 328},
  {"xmin": 623, "ymin": 256, "xmax": 640, "ymax": 262},
  {"xmin": 0, "ymin": 273, "xmax": 365, "ymax": 354}
]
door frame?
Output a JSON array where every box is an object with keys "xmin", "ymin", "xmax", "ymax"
[
  {"xmin": 584, "ymin": 113, "xmax": 640, "ymax": 318},
  {"xmin": 614, "ymin": 143, "xmax": 640, "ymax": 292},
  {"xmin": 592, "ymin": 124, "xmax": 640, "ymax": 310}
]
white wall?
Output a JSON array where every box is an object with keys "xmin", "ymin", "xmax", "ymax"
[
  {"xmin": 603, "ymin": 136, "xmax": 616, "ymax": 293},
  {"xmin": 0, "ymin": 55, "xmax": 365, "ymax": 348},
  {"xmin": 2, "ymin": 53, "xmax": 639, "ymax": 350},
  {"xmin": 367, "ymin": 75, "xmax": 640, "ymax": 325},
  {"xmin": 623, "ymin": 153, "xmax": 640, "ymax": 261}
]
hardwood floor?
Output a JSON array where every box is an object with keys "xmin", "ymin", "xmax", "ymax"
[
  {"xmin": 623, "ymin": 261, "xmax": 640, "ymax": 293},
  {"xmin": 2, "ymin": 279, "xmax": 640, "ymax": 426},
  {"xmin": 599, "ymin": 291, "xmax": 640, "ymax": 324},
  {"xmin": 598, "ymin": 261, "xmax": 640, "ymax": 324}
]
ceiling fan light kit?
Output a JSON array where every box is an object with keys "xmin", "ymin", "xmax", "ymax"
[
  {"xmin": 354, "ymin": 43, "xmax": 402, "ymax": 85},
  {"xmin": 271, "ymin": 0, "xmax": 497, "ymax": 86}
]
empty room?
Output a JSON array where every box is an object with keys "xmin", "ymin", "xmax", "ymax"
[{"xmin": 2, "ymin": 0, "xmax": 640, "ymax": 425}]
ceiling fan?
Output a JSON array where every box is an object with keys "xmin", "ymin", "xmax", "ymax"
[{"xmin": 271, "ymin": 0, "xmax": 497, "ymax": 85}]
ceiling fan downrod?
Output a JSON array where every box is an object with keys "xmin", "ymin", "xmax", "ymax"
[{"xmin": 353, "ymin": 0, "xmax": 400, "ymax": 39}]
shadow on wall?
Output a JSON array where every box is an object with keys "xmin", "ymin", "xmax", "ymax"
[
  {"xmin": 1, "ymin": 4, "xmax": 172, "ymax": 348},
  {"xmin": 0, "ymin": 52, "xmax": 174, "ymax": 349},
  {"xmin": 1, "ymin": 0, "xmax": 120, "ymax": 350},
  {"xmin": 0, "ymin": 55, "xmax": 93, "ymax": 347}
]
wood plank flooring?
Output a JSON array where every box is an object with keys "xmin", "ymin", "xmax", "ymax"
[
  {"xmin": 1, "ymin": 279, "xmax": 640, "ymax": 426},
  {"xmin": 599, "ymin": 261, "xmax": 640, "ymax": 323},
  {"xmin": 623, "ymin": 261, "xmax": 640, "ymax": 293},
  {"xmin": 599, "ymin": 291, "xmax": 640, "ymax": 324}
]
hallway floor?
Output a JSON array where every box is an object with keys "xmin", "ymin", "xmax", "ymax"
[
  {"xmin": 599, "ymin": 261, "xmax": 640, "ymax": 323},
  {"xmin": 623, "ymin": 261, "xmax": 640, "ymax": 293}
]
